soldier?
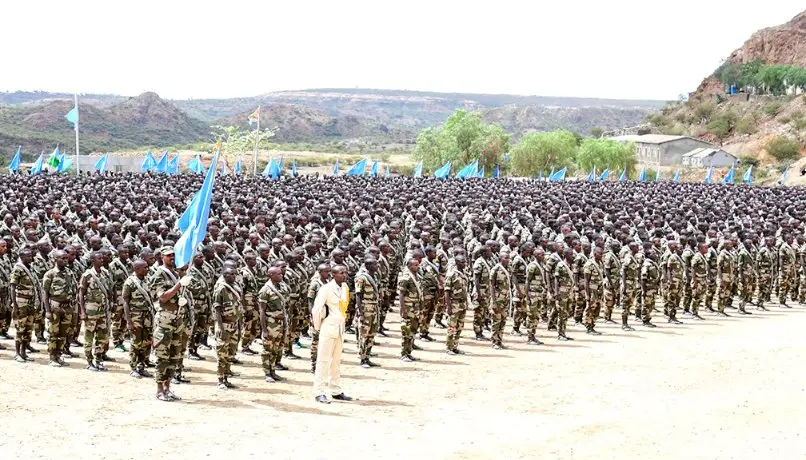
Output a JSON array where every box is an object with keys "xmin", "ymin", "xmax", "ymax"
[
  {"xmin": 525, "ymin": 247, "xmax": 547, "ymax": 344},
  {"xmin": 79, "ymin": 251, "xmax": 112, "ymax": 371},
  {"xmin": 639, "ymin": 249, "xmax": 660, "ymax": 327},
  {"xmin": 472, "ymin": 245, "xmax": 492, "ymax": 341},
  {"xmin": 680, "ymin": 238, "xmax": 695, "ymax": 314},
  {"xmin": 123, "ymin": 259, "xmax": 154, "ymax": 378},
  {"xmin": 736, "ymin": 239, "xmax": 756, "ymax": 315},
  {"xmin": 355, "ymin": 257, "xmax": 380, "ymax": 368},
  {"xmin": 0, "ymin": 240, "xmax": 10, "ymax": 344},
  {"xmin": 185, "ymin": 253, "xmax": 210, "ymax": 360},
  {"xmin": 509, "ymin": 242, "xmax": 529, "ymax": 335},
  {"xmin": 149, "ymin": 247, "xmax": 184, "ymax": 402},
  {"xmin": 601, "ymin": 242, "xmax": 621, "ymax": 324},
  {"xmin": 308, "ymin": 264, "xmax": 331, "ymax": 374},
  {"xmin": 418, "ymin": 247, "xmax": 440, "ymax": 342},
  {"xmin": 444, "ymin": 255, "xmax": 470, "ymax": 355},
  {"xmin": 665, "ymin": 242, "xmax": 686, "ymax": 323},
  {"xmin": 258, "ymin": 266, "xmax": 286, "ymax": 383},
  {"xmin": 397, "ymin": 257, "xmax": 422, "ymax": 362},
  {"xmin": 31, "ymin": 240, "xmax": 53, "ymax": 344},
  {"xmin": 755, "ymin": 237, "xmax": 775, "ymax": 310},
  {"xmin": 704, "ymin": 238, "xmax": 718, "ymax": 312},
  {"xmin": 553, "ymin": 248, "xmax": 575, "ymax": 341},
  {"xmin": 240, "ymin": 250, "xmax": 260, "ymax": 355},
  {"xmin": 282, "ymin": 252, "xmax": 304, "ymax": 359},
  {"xmin": 798, "ymin": 237, "xmax": 806, "ymax": 305},
  {"xmin": 213, "ymin": 268, "xmax": 240, "ymax": 389},
  {"xmin": 778, "ymin": 235, "xmax": 798, "ymax": 307},
  {"xmin": 715, "ymin": 240, "xmax": 736, "ymax": 316},
  {"xmin": 582, "ymin": 246, "xmax": 604, "ymax": 335},
  {"xmin": 571, "ymin": 240, "xmax": 588, "ymax": 324},
  {"xmin": 489, "ymin": 252, "xmax": 512, "ymax": 349},
  {"xmin": 42, "ymin": 250, "xmax": 77, "ymax": 367},
  {"xmin": 620, "ymin": 242, "xmax": 640, "ymax": 331}
]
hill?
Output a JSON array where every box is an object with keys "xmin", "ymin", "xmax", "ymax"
[
  {"xmin": 648, "ymin": 10, "xmax": 806, "ymax": 162},
  {"xmin": 483, "ymin": 104, "xmax": 652, "ymax": 139},
  {"xmin": 0, "ymin": 92, "xmax": 209, "ymax": 158}
]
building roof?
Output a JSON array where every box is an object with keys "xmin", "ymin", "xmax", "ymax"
[
  {"xmin": 609, "ymin": 134, "xmax": 698, "ymax": 144},
  {"xmin": 682, "ymin": 148, "xmax": 736, "ymax": 159}
]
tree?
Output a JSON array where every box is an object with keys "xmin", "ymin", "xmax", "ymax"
[
  {"xmin": 413, "ymin": 109, "xmax": 509, "ymax": 173},
  {"xmin": 589, "ymin": 127, "xmax": 604, "ymax": 138},
  {"xmin": 765, "ymin": 136, "xmax": 801, "ymax": 161},
  {"xmin": 509, "ymin": 130, "xmax": 577, "ymax": 177},
  {"xmin": 576, "ymin": 138, "xmax": 636, "ymax": 175}
]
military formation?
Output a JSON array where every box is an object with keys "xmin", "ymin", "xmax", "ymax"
[{"xmin": 1, "ymin": 171, "xmax": 805, "ymax": 402}]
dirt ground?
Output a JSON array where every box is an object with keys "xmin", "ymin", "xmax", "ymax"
[{"xmin": 1, "ymin": 300, "xmax": 805, "ymax": 460}]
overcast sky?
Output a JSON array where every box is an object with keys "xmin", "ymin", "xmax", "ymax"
[{"xmin": 1, "ymin": 0, "xmax": 803, "ymax": 101}]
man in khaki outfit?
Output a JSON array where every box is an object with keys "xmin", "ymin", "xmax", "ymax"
[{"xmin": 312, "ymin": 265, "xmax": 353, "ymax": 404}]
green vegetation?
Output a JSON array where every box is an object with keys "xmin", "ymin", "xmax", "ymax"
[
  {"xmin": 508, "ymin": 131, "xmax": 577, "ymax": 177},
  {"xmin": 715, "ymin": 60, "xmax": 806, "ymax": 95},
  {"xmin": 765, "ymin": 136, "xmax": 801, "ymax": 161},
  {"xmin": 763, "ymin": 101, "xmax": 783, "ymax": 116},
  {"xmin": 576, "ymin": 139, "xmax": 637, "ymax": 174},
  {"xmin": 736, "ymin": 116, "xmax": 758, "ymax": 134}
]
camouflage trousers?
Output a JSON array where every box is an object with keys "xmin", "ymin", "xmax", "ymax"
[
  {"xmin": 419, "ymin": 295, "xmax": 437, "ymax": 337},
  {"xmin": 65, "ymin": 302, "xmax": 79, "ymax": 348},
  {"xmin": 716, "ymin": 279, "xmax": 734, "ymax": 312},
  {"xmin": 153, "ymin": 312, "xmax": 182, "ymax": 384},
  {"xmin": 603, "ymin": 287, "xmax": 619, "ymax": 321},
  {"xmin": 512, "ymin": 297, "xmax": 527, "ymax": 331},
  {"xmin": 0, "ymin": 288, "xmax": 9, "ymax": 335},
  {"xmin": 681, "ymin": 278, "xmax": 693, "ymax": 312},
  {"xmin": 640, "ymin": 288, "xmax": 656, "ymax": 323},
  {"xmin": 664, "ymin": 284, "xmax": 682, "ymax": 319},
  {"xmin": 215, "ymin": 310, "xmax": 238, "ymax": 378},
  {"xmin": 799, "ymin": 272, "xmax": 806, "ymax": 304},
  {"xmin": 358, "ymin": 308, "xmax": 378, "ymax": 361},
  {"xmin": 110, "ymin": 296, "xmax": 127, "ymax": 347},
  {"xmin": 689, "ymin": 282, "xmax": 706, "ymax": 315},
  {"xmin": 285, "ymin": 297, "xmax": 302, "ymax": 353},
  {"xmin": 620, "ymin": 288, "xmax": 638, "ymax": 324},
  {"xmin": 472, "ymin": 292, "xmax": 489, "ymax": 336},
  {"xmin": 47, "ymin": 302, "xmax": 72, "ymax": 359},
  {"xmin": 779, "ymin": 271, "xmax": 797, "ymax": 304},
  {"xmin": 310, "ymin": 330, "xmax": 319, "ymax": 369},
  {"xmin": 445, "ymin": 302, "xmax": 467, "ymax": 350},
  {"xmin": 756, "ymin": 273, "xmax": 772, "ymax": 305},
  {"xmin": 555, "ymin": 293, "xmax": 571, "ymax": 336},
  {"xmin": 176, "ymin": 320, "xmax": 189, "ymax": 376},
  {"xmin": 345, "ymin": 293, "xmax": 356, "ymax": 330},
  {"xmin": 738, "ymin": 276, "xmax": 755, "ymax": 311},
  {"xmin": 490, "ymin": 299, "xmax": 508, "ymax": 346},
  {"xmin": 84, "ymin": 314, "xmax": 108, "ymax": 363},
  {"xmin": 433, "ymin": 293, "xmax": 446, "ymax": 324},
  {"xmin": 129, "ymin": 310, "xmax": 153, "ymax": 371},
  {"xmin": 33, "ymin": 307, "xmax": 45, "ymax": 341},
  {"xmin": 14, "ymin": 299, "xmax": 36, "ymax": 347},
  {"xmin": 190, "ymin": 310, "xmax": 209, "ymax": 355},
  {"xmin": 704, "ymin": 279, "xmax": 716, "ymax": 311},
  {"xmin": 573, "ymin": 287, "xmax": 587, "ymax": 322},
  {"xmin": 240, "ymin": 305, "xmax": 259, "ymax": 350},
  {"xmin": 261, "ymin": 313, "xmax": 285, "ymax": 375},
  {"xmin": 400, "ymin": 310, "xmax": 420, "ymax": 356},
  {"xmin": 526, "ymin": 294, "xmax": 544, "ymax": 339},
  {"xmin": 585, "ymin": 290, "xmax": 602, "ymax": 329}
]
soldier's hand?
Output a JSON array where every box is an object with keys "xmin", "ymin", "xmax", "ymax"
[
  {"xmin": 80, "ymin": 312, "xmax": 86, "ymax": 321},
  {"xmin": 45, "ymin": 311, "xmax": 52, "ymax": 321}
]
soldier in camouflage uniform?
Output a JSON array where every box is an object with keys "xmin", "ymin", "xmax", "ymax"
[
  {"xmin": 619, "ymin": 242, "xmax": 640, "ymax": 331},
  {"xmin": 418, "ymin": 247, "xmax": 440, "ymax": 341},
  {"xmin": 10, "ymin": 248, "xmax": 40, "ymax": 361},
  {"xmin": 355, "ymin": 257, "xmax": 380, "ymax": 368},
  {"xmin": 778, "ymin": 235, "xmax": 798, "ymax": 307},
  {"xmin": 639, "ymin": 249, "xmax": 660, "ymax": 327},
  {"xmin": 444, "ymin": 255, "xmax": 470, "ymax": 354},
  {"xmin": 704, "ymin": 239, "xmax": 718, "ymax": 312},
  {"xmin": 433, "ymin": 239, "xmax": 450, "ymax": 329},
  {"xmin": 679, "ymin": 238, "xmax": 695, "ymax": 314},
  {"xmin": 108, "ymin": 246, "xmax": 132, "ymax": 352},
  {"xmin": 664, "ymin": 242, "xmax": 685, "ymax": 323},
  {"xmin": 755, "ymin": 237, "xmax": 775, "ymax": 310},
  {"xmin": 0, "ymin": 240, "xmax": 10, "ymax": 344},
  {"xmin": 601, "ymin": 242, "xmax": 621, "ymax": 324},
  {"xmin": 31, "ymin": 240, "xmax": 54, "ymax": 344},
  {"xmin": 149, "ymin": 247, "xmax": 184, "ymax": 401},
  {"xmin": 472, "ymin": 245, "xmax": 492, "ymax": 340},
  {"xmin": 185, "ymin": 253, "xmax": 210, "ymax": 360},
  {"xmin": 122, "ymin": 259, "xmax": 154, "ymax": 378},
  {"xmin": 715, "ymin": 240, "xmax": 735, "ymax": 315},
  {"xmin": 398, "ymin": 258, "xmax": 422, "ymax": 361},
  {"xmin": 42, "ymin": 250, "xmax": 77, "ymax": 366},
  {"xmin": 509, "ymin": 243, "xmax": 529, "ymax": 335},
  {"xmin": 239, "ymin": 250, "xmax": 260, "ymax": 355},
  {"xmin": 213, "ymin": 268, "xmax": 240, "ymax": 389},
  {"xmin": 79, "ymin": 251, "xmax": 112, "ymax": 371},
  {"xmin": 259, "ymin": 266, "xmax": 286, "ymax": 383},
  {"xmin": 63, "ymin": 246, "xmax": 82, "ymax": 353},
  {"xmin": 553, "ymin": 248, "xmax": 575, "ymax": 341},
  {"xmin": 282, "ymin": 253, "xmax": 304, "ymax": 359},
  {"xmin": 525, "ymin": 247, "xmax": 547, "ymax": 344},
  {"xmin": 375, "ymin": 242, "xmax": 392, "ymax": 337},
  {"xmin": 489, "ymin": 253, "xmax": 512, "ymax": 349},
  {"xmin": 571, "ymin": 241, "xmax": 588, "ymax": 324},
  {"xmin": 582, "ymin": 246, "xmax": 604, "ymax": 335},
  {"xmin": 308, "ymin": 264, "xmax": 330, "ymax": 373},
  {"xmin": 736, "ymin": 239, "xmax": 756, "ymax": 315},
  {"xmin": 798, "ymin": 237, "xmax": 806, "ymax": 305}
]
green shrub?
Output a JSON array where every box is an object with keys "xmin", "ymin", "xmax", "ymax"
[
  {"xmin": 736, "ymin": 116, "xmax": 757, "ymax": 134},
  {"xmin": 738, "ymin": 155, "xmax": 759, "ymax": 167},
  {"xmin": 778, "ymin": 116, "xmax": 791, "ymax": 125},
  {"xmin": 764, "ymin": 101, "xmax": 783, "ymax": 116},
  {"xmin": 765, "ymin": 136, "xmax": 801, "ymax": 161},
  {"xmin": 706, "ymin": 117, "xmax": 731, "ymax": 138}
]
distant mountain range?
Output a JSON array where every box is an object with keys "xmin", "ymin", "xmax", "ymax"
[{"xmin": 0, "ymin": 88, "xmax": 666, "ymax": 158}]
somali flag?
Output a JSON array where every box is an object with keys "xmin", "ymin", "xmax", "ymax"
[
  {"xmin": 94, "ymin": 153, "xmax": 109, "ymax": 174},
  {"xmin": 333, "ymin": 160, "xmax": 339, "ymax": 176},
  {"xmin": 672, "ymin": 169, "xmax": 681, "ymax": 182},
  {"xmin": 413, "ymin": 161, "xmax": 423, "ymax": 178},
  {"xmin": 434, "ymin": 162, "xmax": 451, "ymax": 179},
  {"xmin": 743, "ymin": 165, "xmax": 752, "ymax": 184},
  {"xmin": 721, "ymin": 165, "xmax": 735, "ymax": 184},
  {"xmin": 597, "ymin": 168, "xmax": 609, "ymax": 181},
  {"xmin": 370, "ymin": 160, "xmax": 379, "ymax": 177},
  {"xmin": 346, "ymin": 159, "xmax": 367, "ymax": 176},
  {"xmin": 619, "ymin": 169, "xmax": 627, "ymax": 182},
  {"xmin": 30, "ymin": 154, "xmax": 44, "ymax": 175},
  {"xmin": 8, "ymin": 146, "xmax": 21, "ymax": 173},
  {"xmin": 704, "ymin": 166, "xmax": 713, "ymax": 184}
]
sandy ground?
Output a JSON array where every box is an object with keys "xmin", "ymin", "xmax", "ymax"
[{"xmin": 1, "ymin": 299, "xmax": 805, "ymax": 460}]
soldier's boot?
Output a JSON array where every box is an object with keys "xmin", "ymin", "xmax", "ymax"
[
  {"xmin": 475, "ymin": 332, "xmax": 489, "ymax": 341},
  {"xmin": 527, "ymin": 334, "xmax": 543, "ymax": 345},
  {"xmin": 621, "ymin": 317, "xmax": 634, "ymax": 332},
  {"xmin": 586, "ymin": 325, "xmax": 602, "ymax": 336}
]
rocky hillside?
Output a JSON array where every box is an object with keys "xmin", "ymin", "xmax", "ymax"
[
  {"xmin": 650, "ymin": 10, "xmax": 806, "ymax": 162},
  {"xmin": 483, "ymin": 104, "xmax": 651, "ymax": 139}
]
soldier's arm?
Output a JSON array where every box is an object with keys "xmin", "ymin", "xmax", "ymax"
[
  {"xmin": 79, "ymin": 275, "xmax": 89, "ymax": 319},
  {"xmin": 397, "ymin": 278, "xmax": 407, "ymax": 318},
  {"xmin": 122, "ymin": 284, "xmax": 134, "ymax": 328},
  {"xmin": 584, "ymin": 271, "xmax": 592, "ymax": 299},
  {"xmin": 355, "ymin": 279, "xmax": 364, "ymax": 317},
  {"xmin": 258, "ymin": 296, "xmax": 268, "ymax": 337},
  {"xmin": 443, "ymin": 275, "xmax": 453, "ymax": 316},
  {"xmin": 525, "ymin": 266, "xmax": 534, "ymax": 303},
  {"xmin": 42, "ymin": 272, "xmax": 52, "ymax": 316}
]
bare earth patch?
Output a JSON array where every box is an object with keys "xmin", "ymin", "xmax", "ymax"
[{"xmin": 1, "ymin": 302, "xmax": 804, "ymax": 460}]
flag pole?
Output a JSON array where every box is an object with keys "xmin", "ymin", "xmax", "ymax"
[
  {"xmin": 253, "ymin": 105, "xmax": 260, "ymax": 176},
  {"xmin": 74, "ymin": 94, "xmax": 80, "ymax": 176}
]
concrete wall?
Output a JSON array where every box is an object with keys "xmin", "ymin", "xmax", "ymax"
[
  {"xmin": 660, "ymin": 138, "xmax": 713, "ymax": 166},
  {"xmin": 682, "ymin": 152, "xmax": 737, "ymax": 168},
  {"xmin": 71, "ymin": 154, "xmax": 143, "ymax": 173}
]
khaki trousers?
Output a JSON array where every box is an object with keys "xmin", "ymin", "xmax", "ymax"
[{"xmin": 313, "ymin": 313, "xmax": 345, "ymax": 397}]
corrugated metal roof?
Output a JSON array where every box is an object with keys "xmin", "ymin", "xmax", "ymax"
[
  {"xmin": 682, "ymin": 147, "xmax": 736, "ymax": 159},
  {"xmin": 608, "ymin": 134, "xmax": 692, "ymax": 144}
]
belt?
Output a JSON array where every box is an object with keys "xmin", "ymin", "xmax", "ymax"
[
  {"xmin": 16, "ymin": 293, "xmax": 34, "ymax": 300},
  {"xmin": 50, "ymin": 299, "xmax": 72, "ymax": 305}
]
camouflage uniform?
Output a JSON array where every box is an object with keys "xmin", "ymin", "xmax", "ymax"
[
  {"xmin": 240, "ymin": 265, "xmax": 260, "ymax": 350},
  {"xmin": 666, "ymin": 252, "xmax": 687, "ymax": 319},
  {"xmin": 508, "ymin": 252, "xmax": 528, "ymax": 332},
  {"xmin": 798, "ymin": 245, "xmax": 806, "ymax": 304},
  {"xmin": 489, "ymin": 262, "xmax": 511, "ymax": 347},
  {"xmin": 81, "ymin": 267, "xmax": 111, "ymax": 364},
  {"xmin": 525, "ymin": 258, "xmax": 547, "ymax": 341},
  {"xmin": 0, "ymin": 255, "xmax": 13, "ymax": 337},
  {"xmin": 282, "ymin": 265, "xmax": 303, "ymax": 353},
  {"xmin": 736, "ymin": 246, "xmax": 756, "ymax": 313},
  {"xmin": 42, "ymin": 265, "xmax": 77, "ymax": 361},
  {"xmin": 258, "ymin": 280, "xmax": 285, "ymax": 376},
  {"xmin": 444, "ymin": 265, "xmax": 469, "ymax": 351},
  {"xmin": 397, "ymin": 268, "xmax": 422, "ymax": 357},
  {"xmin": 582, "ymin": 257, "xmax": 603, "ymax": 330},
  {"xmin": 680, "ymin": 246, "xmax": 695, "ymax": 312},
  {"xmin": 571, "ymin": 251, "xmax": 587, "ymax": 322},
  {"xmin": 419, "ymin": 258, "xmax": 440, "ymax": 337},
  {"xmin": 149, "ymin": 267, "xmax": 183, "ymax": 384},
  {"xmin": 212, "ymin": 278, "xmax": 240, "ymax": 379},
  {"xmin": 639, "ymin": 258, "xmax": 660, "ymax": 323},
  {"xmin": 756, "ymin": 246, "xmax": 774, "ymax": 306},
  {"xmin": 704, "ymin": 246, "xmax": 718, "ymax": 310},
  {"xmin": 109, "ymin": 257, "xmax": 131, "ymax": 348},
  {"xmin": 715, "ymin": 248, "xmax": 735, "ymax": 312},
  {"xmin": 433, "ymin": 248, "xmax": 449, "ymax": 325},
  {"xmin": 355, "ymin": 267, "xmax": 380, "ymax": 361},
  {"xmin": 307, "ymin": 274, "xmax": 325, "ymax": 370},
  {"xmin": 553, "ymin": 259, "xmax": 574, "ymax": 337},
  {"xmin": 185, "ymin": 266, "xmax": 210, "ymax": 356},
  {"xmin": 778, "ymin": 243, "xmax": 798, "ymax": 304},
  {"xmin": 620, "ymin": 252, "xmax": 639, "ymax": 326},
  {"xmin": 601, "ymin": 249, "xmax": 621, "ymax": 322},
  {"xmin": 344, "ymin": 255, "xmax": 360, "ymax": 329},
  {"xmin": 471, "ymin": 257, "xmax": 491, "ymax": 335},
  {"xmin": 32, "ymin": 252, "xmax": 53, "ymax": 341},
  {"xmin": 122, "ymin": 274, "xmax": 154, "ymax": 372}
]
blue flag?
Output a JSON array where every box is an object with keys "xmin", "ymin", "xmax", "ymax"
[
  {"xmin": 141, "ymin": 151, "xmax": 157, "ymax": 172},
  {"xmin": 385, "ymin": 166, "xmax": 391, "ymax": 178},
  {"xmin": 292, "ymin": 159, "xmax": 297, "ymax": 177},
  {"xmin": 549, "ymin": 167, "xmax": 567, "ymax": 181},
  {"xmin": 8, "ymin": 146, "xmax": 21, "ymax": 173},
  {"xmin": 234, "ymin": 158, "xmax": 242, "ymax": 175},
  {"xmin": 370, "ymin": 160, "xmax": 379, "ymax": 177},
  {"xmin": 704, "ymin": 166, "xmax": 713, "ymax": 184},
  {"xmin": 333, "ymin": 160, "xmax": 339, "ymax": 176},
  {"xmin": 167, "ymin": 156, "xmax": 179, "ymax": 175},
  {"xmin": 619, "ymin": 169, "xmax": 627, "ymax": 182},
  {"xmin": 346, "ymin": 159, "xmax": 368, "ymax": 176},
  {"xmin": 477, "ymin": 167, "xmax": 485, "ymax": 178},
  {"xmin": 586, "ymin": 167, "xmax": 596, "ymax": 182},
  {"xmin": 155, "ymin": 151, "xmax": 169, "ymax": 174},
  {"xmin": 65, "ymin": 105, "xmax": 78, "ymax": 127},
  {"xmin": 721, "ymin": 165, "xmax": 735, "ymax": 184},
  {"xmin": 548, "ymin": 167, "xmax": 555, "ymax": 181},
  {"xmin": 262, "ymin": 158, "xmax": 280, "ymax": 179},
  {"xmin": 672, "ymin": 169, "xmax": 681, "ymax": 182},
  {"xmin": 174, "ymin": 154, "xmax": 219, "ymax": 268},
  {"xmin": 30, "ymin": 154, "xmax": 44, "ymax": 175},
  {"xmin": 779, "ymin": 167, "xmax": 789, "ymax": 185},
  {"xmin": 538, "ymin": 171, "xmax": 544, "ymax": 181},
  {"xmin": 434, "ymin": 162, "xmax": 451, "ymax": 179},
  {"xmin": 94, "ymin": 153, "xmax": 109, "ymax": 174},
  {"xmin": 57, "ymin": 154, "xmax": 72, "ymax": 173},
  {"xmin": 597, "ymin": 168, "xmax": 609, "ymax": 181},
  {"xmin": 187, "ymin": 155, "xmax": 205, "ymax": 174},
  {"xmin": 413, "ymin": 161, "xmax": 423, "ymax": 178},
  {"xmin": 743, "ymin": 165, "xmax": 752, "ymax": 184},
  {"xmin": 638, "ymin": 166, "xmax": 647, "ymax": 182},
  {"xmin": 655, "ymin": 169, "xmax": 662, "ymax": 181},
  {"xmin": 493, "ymin": 165, "xmax": 500, "ymax": 178},
  {"xmin": 456, "ymin": 160, "xmax": 479, "ymax": 179}
]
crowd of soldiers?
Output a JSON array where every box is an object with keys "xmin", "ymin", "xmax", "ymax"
[{"xmin": 1, "ymin": 171, "xmax": 805, "ymax": 402}]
